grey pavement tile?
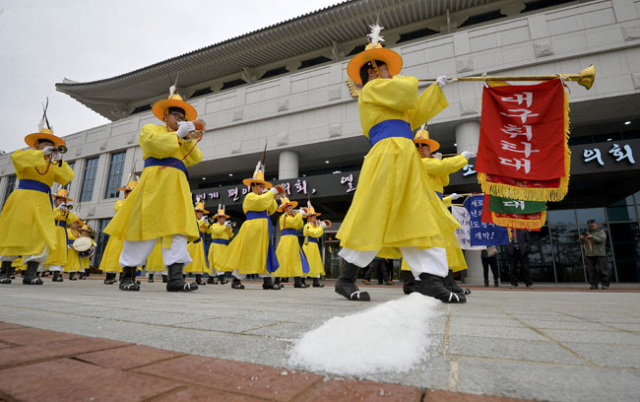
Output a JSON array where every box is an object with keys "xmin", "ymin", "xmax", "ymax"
[
  {"xmin": 515, "ymin": 319, "xmax": 614, "ymax": 331},
  {"xmin": 562, "ymin": 342, "xmax": 640, "ymax": 369},
  {"xmin": 449, "ymin": 316, "xmax": 526, "ymax": 329},
  {"xmin": 457, "ymin": 357, "xmax": 640, "ymax": 402},
  {"xmin": 172, "ymin": 317, "xmax": 285, "ymax": 334},
  {"xmin": 448, "ymin": 322, "xmax": 547, "ymax": 341},
  {"xmin": 541, "ymin": 329, "xmax": 640, "ymax": 346},
  {"xmin": 605, "ymin": 323, "xmax": 640, "ymax": 333},
  {"xmin": 448, "ymin": 336, "xmax": 586, "ymax": 366},
  {"xmin": 243, "ymin": 322, "xmax": 319, "ymax": 339}
]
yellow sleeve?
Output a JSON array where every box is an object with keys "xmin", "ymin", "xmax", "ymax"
[
  {"xmin": 114, "ymin": 200, "xmax": 123, "ymax": 213},
  {"xmin": 139, "ymin": 124, "xmax": 181, "ymax": 159},
  {"xmin": 209, "ymin": 223, "xmax": 226, "ymax": 236},
  {"xmin": 66, "ymin": 212, "xmax": 79, "ymax": 225},
  {"xmin": 442, "ymin": 196, "xmax": 452, "ymax": 206},
  {"xmin": 279, "ymin": 214, "xmax": 286, "ymax": 230},
  {"xmin": 307, "ymin": 224, "xmax": 324, "ymax": 238},
  {"xmin": 421, "ymin": 155, "xmax": 468, "ymax": 176},
  {"xmin": 303, "ymin": 223, "xmax": 309, "ymax": 237},
  {"xmin": 228, "ymin": 228, "xmax": 234, "ymax": 239},
  {"xmin": 243, "ymin": 191, "xmax": 277, "ymax": 213},
  {"xmin": 408, "ymin": 84, "xmax": 449, "ymax": 130},
  {"xmin": 359, "ymin": 76, "xmax": 419, "ymax": 112},
  {"xmin": 11, "ymin": 149, "xmax": 47, "ymax": 174},
  {"xmin": 180, "ymin": 140, "xmax": 203, "ymax": 167},
  {"xmin": 292, "ymin": 213, "xmax": 304, "ymax": 230},
  {"xmin": 53, "ymin": 161, "xmax": 75, "ymax": 186},
  {"xmin": 198, "ymin": 220, "xmax": 209, "ymax": 232}
]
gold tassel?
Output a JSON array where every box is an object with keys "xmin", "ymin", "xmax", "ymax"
[{"xmin": 492, "ymin": 211, "xmax": 547, "ymax": 230}]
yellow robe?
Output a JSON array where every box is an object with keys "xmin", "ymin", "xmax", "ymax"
[
  {"xmin": 208, "ymin": 222, "xmax": 234, "ymax": 273},
  {"xmin": 105, "ymin": 124, "xmax": 202, "ymax": 243},
  {"xmin": 11, "ymin": 257, "xmax": 25, "ymax": 272},
  {"xmin": 274, "ymin": 213, "xmax": 305, "ymax": 278},
  {"xmin": 0, "ymin": 150, "xmax": 74, "ymax": 257},
  {"xmin": 185, "ymin": 219, "xmax": 210, "ymax": 274},
  {"xmin": 336, "ymin": 76, "xmax": 459, "ymax": 258},
  {"xmin": 302, "ymin": 222, "xmax": 325, "ymax": 277},
  {"xmin": 45, "ymin": 209, "xmax": 78, "ymax": 267},
  {"xmin": 98, "ymin": 200, "xmax": 125, "ymax": 273},
  {"xmin": 65, "ymin": 228, "xmax": 80, "ymax": 273},
  {"xmin": 402, "ymin": 155, "xmax": 469, "ymax": 273},
  {"xmin": 79, "ymin": 238, "xmax": 97, "ymax": 271},
  {"xmin": 216, "ymin": 191, "xmax": 278, "ymax": 275},
  {"xmin": 145, "ymin": 240, "xmax": 165, "ymax": 272}
]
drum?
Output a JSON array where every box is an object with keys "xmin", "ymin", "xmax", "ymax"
[{"xmin": 73, "ymin": 237, "xmax": 95, "ymax": 258}]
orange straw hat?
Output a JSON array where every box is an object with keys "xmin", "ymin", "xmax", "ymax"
[
  {"xmin": 152, "ymin": 84, "xmax": 197, "ymax": 122},
  {"xmin": 51, "ymin": 188, "xmax": 73, "ymax": 202},
  {"xmin": 277, "ymin": 197, "xmax": 298, "ymax": 213},
  {"xmin": 346, "ymin": 24, "xmax": 403, "ymax": 85},
  {"xmin": 414, "ymin": 127, "xmax": 440, "ymax": 152},
  {"xmin": 194, "ymin": 201, "xmax": 210, "ymax": 214}
]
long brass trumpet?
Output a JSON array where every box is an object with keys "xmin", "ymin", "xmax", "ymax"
[
  {"xmin": 419, "ymin": 65, "xmax": 595, "ymax": 90},
  {"xmin": 57, "ymin": 145, "xmax": 68, "ymax": 154}
]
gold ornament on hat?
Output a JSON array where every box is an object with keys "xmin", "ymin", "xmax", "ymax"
[
  {"xmin": 52, "ymin": 187, "xmax": 74, "ymax": 202},
  {"xmin": 243, "ymin": 142, "xmax": 274, "ymax": 189},
  {"xmin": 194, "ymin": 199, "xmax": 210, "ymax": 214}
]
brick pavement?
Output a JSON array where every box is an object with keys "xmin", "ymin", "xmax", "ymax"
[{"xmin": 0, "ymin": 321, "xmax": 532, "ymax": 402}]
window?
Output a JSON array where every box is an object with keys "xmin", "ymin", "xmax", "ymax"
[
  {"xmin": 2, "ymin": 175, "xmax": 16, "ymax": 207},
  {"xmin": 79, "ymin": 157, "xmax": 99, "ymax": 202},
  {"xmin": 104, "ymin": 152, "xmax": 126, "ymax": 199}
]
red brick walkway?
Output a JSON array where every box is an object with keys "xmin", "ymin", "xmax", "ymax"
[{"xmin": 0, "ymin": 321, "xmax": 534, "ymax": 402}]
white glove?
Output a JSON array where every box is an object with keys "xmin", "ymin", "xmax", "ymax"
[
  {"xmin": 433, "ymin": 152, "xmax": 443, "ymax": 160},
  {"xmin": 435, "ymin": 75, "xmax": 454, "ymax": 89},
  {"xmin": 51, "ymin": 151, "xmax": 62, "ymax": 163},
  {"xmin": 320, "ymin": 222, "xmax": 328, "ymax": 229},
  {"xmin": 270, "ymin": 185, "xmax": 285, "ymax": 195},
  {"xmin": 199, "ymin": 216, "xmax": 207, "ymax": 222},
  {"xmin": 176, "ymin": 121, "xmax": 196, "ymax": 138},
  {"xmin": 461, "ymin": 151, "xmax": 477, "ymax": 160},
  {"xmin": 270, "ymin": 187, "xmax": 280, "ymax": 195},
  {"xmin": 224, "ymin": 221, "xmax": 232, "ymax": 228},
  {"xmin": 42, "ymin": 146, "xmax": 54, "ymax": 156},
  {"xmin": 450, "ymin": 193, "xmax": 463, "ymax": 200}
]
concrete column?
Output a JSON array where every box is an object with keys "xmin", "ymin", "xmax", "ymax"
[
  {"xmin": 278, "ymin": 150, "xmax": 299, "ymax": 180},
  {"xmin": 455, "ymin": 121, "xmax": 480, "ymax": 154}
]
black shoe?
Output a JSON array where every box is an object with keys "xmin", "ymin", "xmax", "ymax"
[
  {"xmin": 444, "ymin": 269, "xmax": 467, "ymax": 295},
  {"xmin": 207, "ymin": 275, "xmax": 215, "ymax": 284},
  {"xmin": 195, "ymin": 274, "xmax": 206, "ymax": 286},
  {"xmin": 23, "ymin": 262, "xmax": 43, "ymax": 285},
  {"xmin": 231, "ymin": 278, "xmax": 245, "ymax": 289},
  {"xmin": 69, "ymin": 272, "xmax": 77, "ymax": 281},
  {"xmin": 589, "ymin": 284, "xmax": 598, "ymax": 290},
  {"xmin": 494, "ymin": 281, "xmax": 499, "ymax": 287},
  {"xmin": 484, "ymin": 282, "xmax": 489, "ymax": 287},
  {"xmin": 294, "ymin": 277, "xmax": 308, "ymax": 288},
  {"xmin": 334, "ymin": 261, "xmax": 370, "ymax": 301},
  {"xmin": 166, "ymin": 263, "xmax": 198, "ymax": 292},
  {"xmin": 103, "ymin": 273, "xmax": 116, "ymax": 285},
  {"xmin": 312, "ymin": 278, "xmax": 324, "ymax": 288},
  {"xmin": 162, "ymin": 274, "xmax": 168, "ymax": 283},
  {"xmin": 52, "ymin": 271, "xmax": 64, "ymax": 282},
  {"xmin": 401, "ymin": 270, "xmax": 417, "ymax": 295},
  {"xmin": 119, "ymin": 267, "xmax": 140, "ymax": 291},
  {"xmin": 79, "ymin": 272, "xmax": 86, "ymax": 280},
  {"xmin": 263, "ymin": 277, "xmax": 281, "ymax": 290},
  {"xmin": 218, "ymin": 275, "xmax": 229, "ymax": 285},
  {"xmin": 417, "ymin": 273, "xmax": 466, "ymax": 303},
  {"xmin": 0, "ymin": 261, "xmax": 12, "ymax": 284},
  {"xmin": 601, "ymin": 284, "xmax": 609, "ymax": 290},
  {"xmin": 301, "ymin": 277, "xmax": 308, "ymax": 288},
  {"xmin": 148, "ymin": 274, "xmax": 155, "ymax": 283}
]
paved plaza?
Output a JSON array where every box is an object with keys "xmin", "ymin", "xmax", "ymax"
[{"xmin": 0, "ymin": 279, "xmax": 639, "ymax": 401}]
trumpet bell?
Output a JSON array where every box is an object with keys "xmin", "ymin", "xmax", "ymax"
[
  {"xmin": 57, "ymin": 145, "xmax": 68, "ymax": 154},
  {"xmin": 577, "ymin": 64, "xmax": 595, "ymax": 90},
  {"xmin": 322, "ymin": 220, "xmax": 332, "ymax": 228}
]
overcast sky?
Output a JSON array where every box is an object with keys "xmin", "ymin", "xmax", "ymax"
[{"xmin": 0, "ymin": 0, "xmax": 341, "ymax": 153}]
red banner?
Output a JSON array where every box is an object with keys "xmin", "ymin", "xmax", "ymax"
[{"xmin": 476, "ymin": 79, "xmax": 565, "ymax": 180}]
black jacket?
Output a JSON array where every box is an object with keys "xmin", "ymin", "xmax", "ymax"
[{"xmin": 504, "ymin": 230, "xmax": 532, "ymax": 256}]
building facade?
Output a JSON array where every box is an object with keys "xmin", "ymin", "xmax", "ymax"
[{"xmin": 1, "ymin": 0, "xmax": 639, "ymax": 283}]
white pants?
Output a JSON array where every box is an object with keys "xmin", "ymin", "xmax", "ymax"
[
  {"xmin": 339, "ymin": 246, "xmax": 448, "ymax": 278},
  {"xmin": 0, "ymin": 245, "xmax": 49, "ymax": 264},
  {"xmin": 232, "ymin": 269, "xmax": 272, "ymax": 280},
  {"xmin": 120, "ymin": 236, "xmax": 191, "ymax": 268},
  {"xmin": 48, "ymin": 265, "xmax": 63, "ymax": 272}
]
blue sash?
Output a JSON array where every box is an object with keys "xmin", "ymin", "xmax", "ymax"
[
  {"xmin": 212, "ymin": 238, "xmax": 229, "ymax": 245},
  {"xmin": 18, "ymin": 179, "xmax": 52, "ymax": 208},
  {"xmin": 281, "ymin": 228, "xmax": 310, "ymax": 274},
  {"xmin": 56, "ymin": 220, "xmax": 67, "ymax": 228},
  {"xmin": 281, "ymin": 228, "xmax": 297, "ymax": 236},
  {"xmin": 246, "ymin": 210, "xmax": 279, "ymax": 273},
  {"xmin": 144, "ymin": 157, "xmax": 189, "ymax": 180},
  {"xmin": 435, "ymin": 191, "xmax": 443, "ymax": 201},
  {"xmin": 307, "ymin": 237, "xmax": 318, "ymax": 244},
  {"xmin": 368, "ymin": 120, "xmax": 413, "ymax": 148}
]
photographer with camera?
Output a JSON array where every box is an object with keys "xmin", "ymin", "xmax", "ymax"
[{"xmin": 580, "ymin": 219, "xmax": 609, "ymax": 290}]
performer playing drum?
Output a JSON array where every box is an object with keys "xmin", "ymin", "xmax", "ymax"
[{"xmin": 45, "ymin": 188, "xmax": 78, "ymax": 282}]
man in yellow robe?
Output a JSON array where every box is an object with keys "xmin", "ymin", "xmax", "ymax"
[
  {"xmin": 335, "ymin": 26, "xmax": 464, "ymax": 303},
  {"xmin": 45, "ymin": 188, "xmax": 78, "ymax": 282},
  {"xmin": 184, "ymin": 202, "xmax": 211, "ymax": 286},
  {"xmin": 302, "ymin": 203, "xmax": 327, "ymax": 288},
  {"xmin": 274, "ymin": 197, "xmax": 309, "ymax": 288},
  {"xmin": 207, "ymin": 206, "xmax": 233, "ymax": 284},
  {"xmin": 104, "ymin": 88, "xmax": 203, "ymax": 292},
  {"xmin": 401, "ymin": 130, "xmax": 475, "ymax": 295},
  {"xmin": 0, "ymin": 122, "xmax": 74, "ymax": 286}
]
